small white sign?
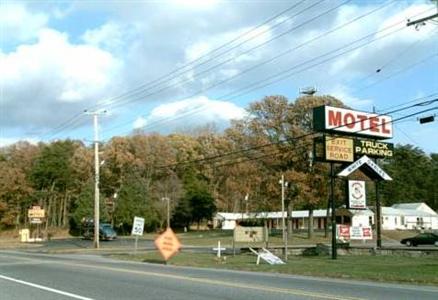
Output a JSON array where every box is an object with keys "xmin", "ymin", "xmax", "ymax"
[
  {"xmin": 249, "ymin": 248, "xmax": 285, "ymax": 265},
  {"xmin": 350, "ymin": 226, "xmax": 373, "ymax": 240},
  {"xmin": 131, "ymin": 216, "xmax": 145, "ymax": 236},
  {"xmin": 30, "ymin": 218, "xmax": 43, "ymax": 224},
  {"xmin": 348, "ymin": 180, "xmax": 366, "ymax": 209}
]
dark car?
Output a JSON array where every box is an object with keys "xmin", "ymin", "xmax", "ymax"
[
  {"xmin": 400, "ymin": 233, "xmax": 438, "ymax": 247},
  {"xmin": 82, "ymin": 222, "xmax": 117, "ymax": 241}
]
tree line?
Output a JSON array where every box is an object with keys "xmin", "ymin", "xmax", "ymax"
[{"xmin": 1, "ymin": 95, "xmax": 436, "ymax": 233}]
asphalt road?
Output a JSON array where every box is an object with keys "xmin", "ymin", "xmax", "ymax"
[{"xmin": 1, "ymin": 250, "xmax": 437, "ymax": 300}]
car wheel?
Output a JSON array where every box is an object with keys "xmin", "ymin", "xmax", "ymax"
[{"xmin": 406, "ymin": 240, "xmax": 412, "ymax": 247}]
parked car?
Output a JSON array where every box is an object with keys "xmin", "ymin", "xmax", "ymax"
[
  {"xmin": 400, "ymin": 233, "xmax": 438, "ymax": 247},
  {"xmin": 82, "ymin": 222, "xmax": 117, "ymax": 241}
]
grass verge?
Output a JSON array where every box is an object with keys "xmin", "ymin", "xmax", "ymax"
[{"xmin": 112, "ymin": 251, "xmax": 438, "ymax": 286}]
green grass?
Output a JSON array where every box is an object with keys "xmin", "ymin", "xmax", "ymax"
[
  {"xmin": 112, "ymin": 251, "xmax": 438, "ymax": 286},
  {"xmin": 142, "ymin": 229, "xmax": 331, "ymax": 247}
]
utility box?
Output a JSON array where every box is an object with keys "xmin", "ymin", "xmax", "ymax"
[{"xmin": 19, "ymin": 229, "xmax": 30, "ymax": 242}]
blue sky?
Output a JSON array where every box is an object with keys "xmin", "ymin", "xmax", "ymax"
[{"xmin": 1, "ymin": 0, "xmax": 437, "ymax": 153}]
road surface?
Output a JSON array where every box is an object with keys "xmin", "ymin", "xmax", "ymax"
[{"xmin": 0, "ymin": 250, "xmax": 437, "ymax": 300}]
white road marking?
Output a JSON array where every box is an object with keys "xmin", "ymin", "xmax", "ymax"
[{"xmin": 0, "ymin": 274, "xmax": 94, "ymax": 300}]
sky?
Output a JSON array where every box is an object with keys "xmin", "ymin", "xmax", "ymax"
[{"xmin": 1, "ymin": 0, "xmax": 437, "ymax": 153}]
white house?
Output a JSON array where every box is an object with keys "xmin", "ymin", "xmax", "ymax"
[
  {"xmin": 336, "ymin": 208, "xmax": 375, "ymax": 228},
  {"xmin": 381, "ymin": 203, "xmax": 438, "ymax": 230}
]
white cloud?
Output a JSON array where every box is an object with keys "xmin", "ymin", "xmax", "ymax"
[
  {"xmin": 0, "ymin": 2, "xmax": 48, "ymax": 44},
  {"xmin": 171, "ymin": 0, "xmax": 220, "ymax": 10},
  {"xmin": 82, "ymin": 22, "xmax": 127, "ymax": 51},
  {"xmin": 133, "ymin": 96, "xmax": 246, "ymax": 132},
  {"xmin": 1, "ymin": 28, "xmax": 122, "ymax": 130},
  {"xmin": 185, "ymin": 24, "xmax": 272, "ymax": 63},
  {"xmin": 0, "ymin": 137, "xmax": 38, "ymax": 147},
  {"xmin": 326, "ymin": 84, "xmax": 373, "ymax": 110}
]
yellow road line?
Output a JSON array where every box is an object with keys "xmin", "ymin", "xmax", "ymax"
[{"xmin": 58, "ymin": 261, "xmax": 365, "ymax": 300}]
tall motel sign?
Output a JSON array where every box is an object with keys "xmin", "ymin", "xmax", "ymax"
[{"xmin": 312, "ymin": 105, "xmax": 393, "ymax": 259}]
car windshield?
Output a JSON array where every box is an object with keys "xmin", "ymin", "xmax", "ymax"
[{"xmin": 100, "ymin": 224, "xmax": 115, "ymax": 233}]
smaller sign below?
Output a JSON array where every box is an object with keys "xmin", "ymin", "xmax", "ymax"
[
  {"xmin": 131, "ymin": 216, "xmax": 145, "ymax": 236},
  {"xmin": 249, "ymin": 247, "xmax": 285, "ymax": 265},
  {"xmin": 30, "ymin": 218, "xmax": 43, "ymax": 224},
  {"xmin": 325, "ymin": 136, "xmax": 354, "ymax": 162},
  {"xmin": 354, "ymin": 140, "xmax": 393, "ymax": 159},
  {"xmin": 348, "ymin": 180, "xmax": 366, "ymax": 209},
  {"xmin": 350, "ymin": 226, "xmax": 373, "ymax": 240},
  {"xmin": 154, "ymin": 228, "xmax": 181, "ymax": 261}
]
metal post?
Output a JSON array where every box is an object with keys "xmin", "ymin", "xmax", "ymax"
[
  {"xmin": 93, "ymin": 113, "xmax": 100, "ymax": 249},
  {"xmin": 376, "ymin": 180, "xmax": 382, "ymax": 249},
  {"xmin": 330, "ymin": 163, "xmax": 337, "ymax": 259},
  {"xmin": 167, "ymin": 197, "xmax": 170, "ymax": 229},
  {"xmin": 281, "ymin": 175, "xmax": 288, "ymax": 261}
]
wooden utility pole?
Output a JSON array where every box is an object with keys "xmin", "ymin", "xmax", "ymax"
[{"xmin": 85, "ymin": 109, "xmax": 106, "ymax": 249}]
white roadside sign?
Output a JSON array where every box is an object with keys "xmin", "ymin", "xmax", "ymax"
[
  {"xmin": 131, "ymin": 216, "xmax": 145, "ymax": 236},
  {"xmin": 348, "ymin": 180, "xmax": 366, "ymax": 209},
  {"xmin": 249, "ymin": 247, "xmax": 285, "ymax": 265}
]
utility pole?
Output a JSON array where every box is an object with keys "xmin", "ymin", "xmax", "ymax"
[
  {"xmin": 85, "ymin": 109, "xmax": 106, "ymax": 249},
  {"xmin": 279, "ymin": 175, "xmax": 288, "ymax": 261}
]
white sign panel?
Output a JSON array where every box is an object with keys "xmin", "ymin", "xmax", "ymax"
[
  {"xmin": 314, "ymin": 106, "xmax": 393, "ymax": 139},
  {"xmin": 338, "ymin": 155, "xmax": 392, "ymax": 181},
  {"xmin": 131, "ymin": 216, "xmax": 145, "ymax": 236},
  {"xmin": 259, "ymin": 250, "xmax": 285, "ymax": 265},
  {"xmin": 350, "ymin": 226, "xmax": 373, "ymax": 240},
  {"xmin": 348, "ymin": 180, "xmax": 366, "ymax": 209},
  {"xmin": 249, "ymin": 247, "xmax": 284, "ymax": 265}
]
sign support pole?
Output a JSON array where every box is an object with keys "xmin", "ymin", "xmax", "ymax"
[
  {"xmin": 135, "ymin": 235, "xmax": 139, "ymax": 254},
  {"xmin": 375, "ymin": 179, "xmax": 382, "ymax": 249},
  {"xmin": 330, "ymin": 162, "xmax": 337, "ymax": 260}
]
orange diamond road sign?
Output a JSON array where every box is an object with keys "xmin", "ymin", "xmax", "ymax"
[{"xmin": 154, "ymin": 228, "xmax": 181, "ymax": 261}]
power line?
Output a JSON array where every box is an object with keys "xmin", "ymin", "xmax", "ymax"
[
  {"xmin": 354, "ymin": 52, "xmax": 438, "ymax": 93},
  {"xmin": 354, "ymin": 27, "xmax": 438, "ymax": 86},
  {"xmin": 105, "ymin": 2, "xmax": 405, "ymax": 137},
  {"xmin": 153, "ymin": 97, "xmax": 438, "ymax": 170},
  {"xmin": 198, "ymin": 105, "xmax": 438, "ymax": 171},
  {"xmin": 85, "ymin": 0, "xmax": 314, "ymax": 111},
  {"xmin": 101, "ymin": 0, "xmax": 343, "ymax": 112},
  {"xmin": 39, "ymin": 1, "xmax": 320, "ymax": 139},
  {"xmin": 40, "ymin": 5, "xmax": 434, "ymax": 141}
]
